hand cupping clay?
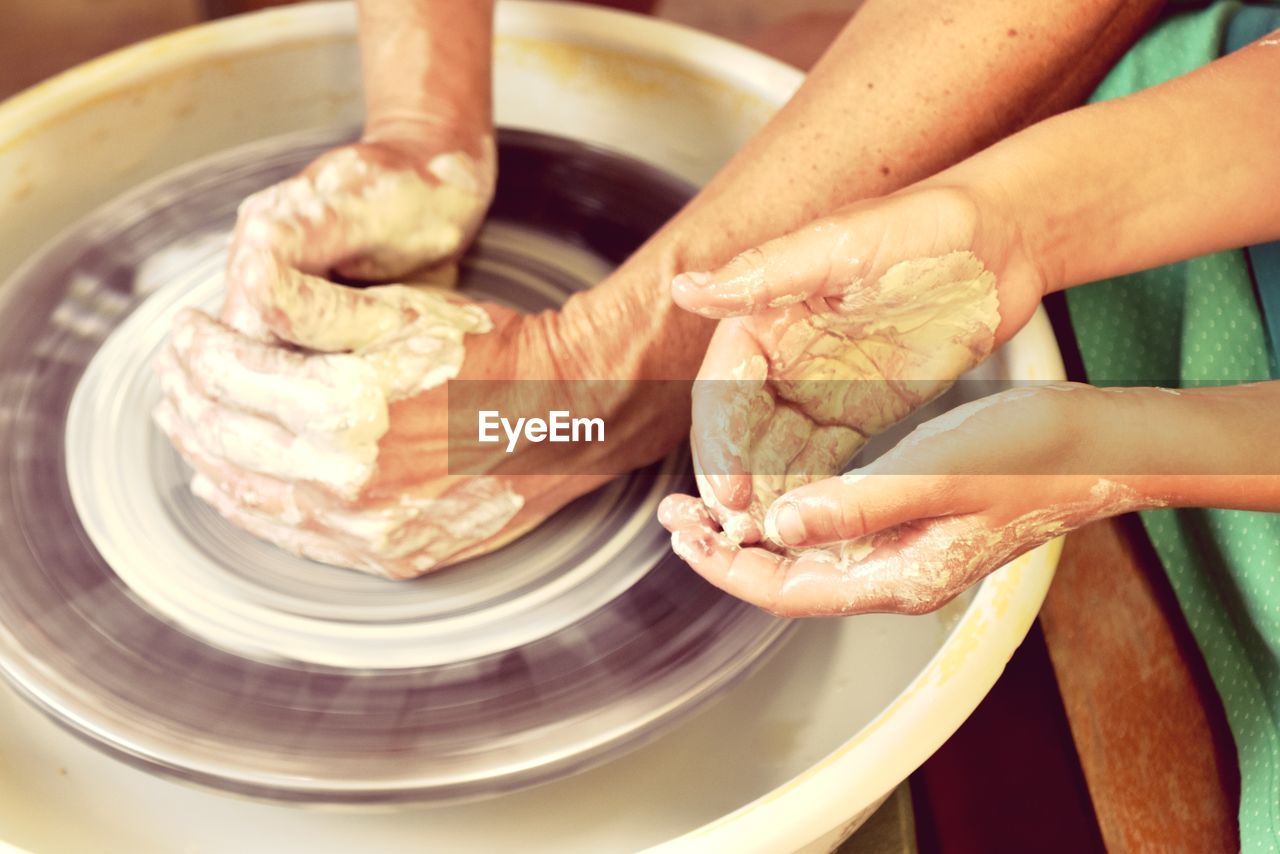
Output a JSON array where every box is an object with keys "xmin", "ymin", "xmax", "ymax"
[
  {"xmin": 693, "ymin": 354, "xmax": 859, "ymax": 544},
  {"xmin": 223, "ymin": 140, "xmax": 495, "ymax": 343},
  {"xmin": 701, "ymin": 251, "xmax": 1000, "ymax": 549},
  {"xmin": 769, "ymin": 478, "xmax": 1154, "ymax": 616},
  {"xmin": 154, "ymin": 141, "xmax": 524, "ymax": 579}
]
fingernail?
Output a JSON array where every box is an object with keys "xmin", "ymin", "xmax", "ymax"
[
  {"xmin": 707, "ymin": 473, "xmax": 732, "ymax": 500},
  {"xmin": 673, "ymin": 271, "xmax": 713, "ymax": 290},
  {"xmin": 671, "ymin": 530, "xmax": 713, "ymax": 562},
  {"xmin": 765, "ymin": 500, "xmax": 807, "ymax": 547}
]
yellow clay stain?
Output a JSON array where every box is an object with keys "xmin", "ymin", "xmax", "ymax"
[
  {"xmin": 0, "ymin": 35, "xmax": 350, "ymax": 159},
  {"xmin": 687, "ymin": 538, "xmax": 1064, "ymax": 837},
  {"xmin": 497, "ymin": 35, "xmax": 773, "ymax": 125}
]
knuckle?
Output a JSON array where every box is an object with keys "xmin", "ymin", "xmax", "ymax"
[
  {"xmin": 894, "ymin": 587, "xmax": 946, "ymax": 616},
  {"xmin": 728, "ymin": 245, "xmax": 769, "ymax": 275},
  {"xmin": 893, "ymin": 569, "xmax": 961, "ymax": 615},
  {"xmin": 833, "ymin": 499, "xmax": 871, "ymax": 541}
]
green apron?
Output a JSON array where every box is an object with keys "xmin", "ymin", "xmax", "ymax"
[{"xmin": 1068, "ymin": 4, "xmax": 1280, "ymax": 849}]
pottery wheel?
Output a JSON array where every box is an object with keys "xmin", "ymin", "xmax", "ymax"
[{"xmin": 0, "ymin": 128, "xmax": 791, "ymax": 803}]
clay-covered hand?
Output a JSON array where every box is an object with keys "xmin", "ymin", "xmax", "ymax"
[
  {"xmin": 154, "ymin": 273, "xmax": 679, "ymax": 579},
  {"xmin": 668, "ymin": 186, "xmax": 1047, "ymax": 544},
  {"xmin": 152, "ymin": 124, "xmax": 513, "ymax": 579},
  {"xmin": 658, "ymin": 384, "xmax": 1162, "ymax": 616},
  {"xmin": 221, "ymin": 134, "xmax": 496, "ymax": 343}
]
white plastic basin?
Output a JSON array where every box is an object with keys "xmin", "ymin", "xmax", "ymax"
[{"xmin": 0, "ymin": 3, "xmax": 1064, "ymax": 851}]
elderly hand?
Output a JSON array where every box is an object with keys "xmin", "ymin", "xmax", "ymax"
[
  {"xmin": 155, "ymin": 208, "xmax": 687, "ymax": 579},
  {"xmin": 154, "ymin": 280, "xmax": 696, "ymax": 578},
  {"xmin": 220, "ymin": 133, "xmax": 496, "ymax": 344}
]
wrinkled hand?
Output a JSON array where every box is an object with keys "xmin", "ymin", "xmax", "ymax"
[
  {"xmin": 154, "ymin": 277, "xmax": 671, "ymax": 579},
  {"xmin": 659, "ymin": 384, "xmax": 1159, "ymax": 616},
  {"xmin": 668, "ymin": 186, "xmax": 1045, "ymax": 544},
  {"xmin": 154, "ymin": 132, "xmax": 670, "ymax": 579},
  {"xmin": 220, "ymin": 135, "xmax": 496, "ymax": 345}
]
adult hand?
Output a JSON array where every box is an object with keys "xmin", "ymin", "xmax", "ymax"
[
  {"xmin": 220, "ymin": 132, "xmax": 496, "ymax": 345},
  {"xmin": 156, "ymin": 265, "xmax": 685, "ymax": 579}
]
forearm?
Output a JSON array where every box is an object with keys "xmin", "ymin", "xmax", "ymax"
[
  {"xmin": 950, "ymin": 31, "xmax": 1280, "ymax": 291},
  {"xmin": 357, "ymin": 0, "xmax": 494, "ymax": 156},
  {"xmin": 1073, "ymin": 382, "xmax": 1280, "ymax": 512},
  {"xmin": 578, "ymin": 0, "xmax": 1160, "ymax": 380}
]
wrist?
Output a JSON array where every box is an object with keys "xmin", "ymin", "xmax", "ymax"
[
  {"xmin": 518, "ymin": 304, "xmax": 693, "ymax": 469},
  {"xmin": 357, "ymin": 0, "xmax": 493, "ymax": 163},
  {"xmin": 969, "ymin": 171, "xmax": 1061, "ymax": 303},
  {"xmin": 363, "ymin": 111, "xmax": 493, "ymax": 165},
  {"xmin": 597, "ymin": 244, "xmax": 718, "ymax": 382},
  {"xmin": 900, "ymin": 172, "xmax": 1053, "ymax": 345},
  {"xmin": 552, "ymin": 269, "xmax": 715, "ymax": 384},
  {"xmin": 1120, "ymin": 383, "xmax": 1280, "ymax": 509},
  {"xmin": 922, "ymin": 138, "xmax": 1072, "ymax": 301},
  {"xmin": 1059, "ymin": 383, "xmax": 1279, "ymax": 512}
]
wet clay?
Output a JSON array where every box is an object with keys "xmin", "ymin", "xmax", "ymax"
[{"xmin": 704, "ymin": 251, "xmax": 1001, "ymax": 547}]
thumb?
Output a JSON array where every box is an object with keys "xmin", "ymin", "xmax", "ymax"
[
  {"xmin": 671, "ymin": 213, "xmax": 875, "ymax": 318},
  {"xmin": 223, "ymin": 166, "xmax": 409, "ymax": 352},
  {"xmin": 763, "ymin": 471, "xmax": 966, "ymax": 548},
  {"xmin": 233, "ymin": 247, "xmax": 411, "ymax": 352}
]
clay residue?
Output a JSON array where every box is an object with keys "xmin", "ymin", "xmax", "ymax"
[
  {"xmin": 783, "ymin": 479, "xmax": 1158, "ymax": 616},
  {"xmin": 153, "ymin": 141, "xmax": 517, "ymax": 578},
  {"xmin": 695, "ymin": 251, "xmax": 1001, "ymax": 548}
]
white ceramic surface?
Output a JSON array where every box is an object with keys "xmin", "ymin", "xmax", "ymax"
[{"xmin": 0, "ymin": 3, "xmax": 1064, "ymax": 851}]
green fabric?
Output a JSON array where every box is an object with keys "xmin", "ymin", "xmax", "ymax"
[{"xmin": 1067, "ymin": 5, "xmax": 1280, "ymax": 850}]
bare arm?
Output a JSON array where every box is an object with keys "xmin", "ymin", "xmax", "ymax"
[
  {"xmin": 925, "ymin": 33, "xmax": 1280, "ymax": 512},
  {"xmin": 1118, "ymin": 383, "xmax": 1280, "ymax": 511},
  {"xmin": 551, "ymin": 0, "xmax": 1163, "ymax": 382},
  {"xmin": 942, "ymin": 31, "xmax": 1280, "ymax": 289},
  {"xmin": 357, "ymin": 0, "xmax": 494, "ymax": 158}
]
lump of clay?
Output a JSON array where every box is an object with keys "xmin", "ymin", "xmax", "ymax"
[{"xmin": 699, "ymin": 251, "xmax": 1000, "ymax": 550}]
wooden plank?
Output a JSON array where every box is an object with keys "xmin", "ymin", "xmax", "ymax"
[
  {"xmin": 1040, "ymin": 516, "xmax": 1240, "ymax": 852},
  {"xmin": 0, "ymin": 0, "xmax": 200, "ymax": 100},
  {"xmin": 910, "ymin": 623, "xmax": 1105, "ymax": 853}
]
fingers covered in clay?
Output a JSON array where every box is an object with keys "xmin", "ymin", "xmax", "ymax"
[
  {"xmin": 658, "ymin": 493, "xmax": 917, "ymax": 617},
  {"xmin": 223, "ymin": 141, "xmax": 494, "ymax": 349},
  {"xmin": 674, "ymin": 204, "xmax": 1004, "ymax": 559},
  {"xmin": 664, "ymin": 383, "xmax": 1172, "ymax": 617},
  {"xmin": 190, "ymin": 475, "xmax": 386, "ymax": 576},
  {"xmin": 155, "ymin": 345, "xmax": 377, "ymax": 499},
  {"xmin": 660, "ymin": 481, "xmax": 1128, "ymax": 618},
  {"xmin": 690, "ymin": 319, "xmax": 767, "ymax": 511},
  {"xmin": 153, "ymin": 133, "xmax": 632, "ymax": 579},
  {"xmin": 168, "ymin": 308, "xmax": 388, "ymax": 443},
  {"xmin": 664, "ymin": 190, "xmax": 1087, "ymax": 613},
  {"xmin": 154, "ymin": 399, "xmax": 318, "ymax": 520},
  {"xmin": 156, "ymin": 294, "xmax": 525, "ymax": 578},
  {"xmin": 230, "ymin": 250, "xmax": 421, "ymax": 352},
  {"xmin": 763, "ymin": 473, "xmax": 960, "ymax": 549},
  {"xmin": 688, "ymin": 317, "xmax": 864, "ymax": 544},
  {"xmin": 672, "ymin": 214, "xmax": 871, "ymax": 317},
  {"xmin": 184, "ymin": 452, "xmax": 524, "ymax": 581},
  {"xmin": 155, "ymin": 297, "xmax": 524, "ymax": 571}
]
